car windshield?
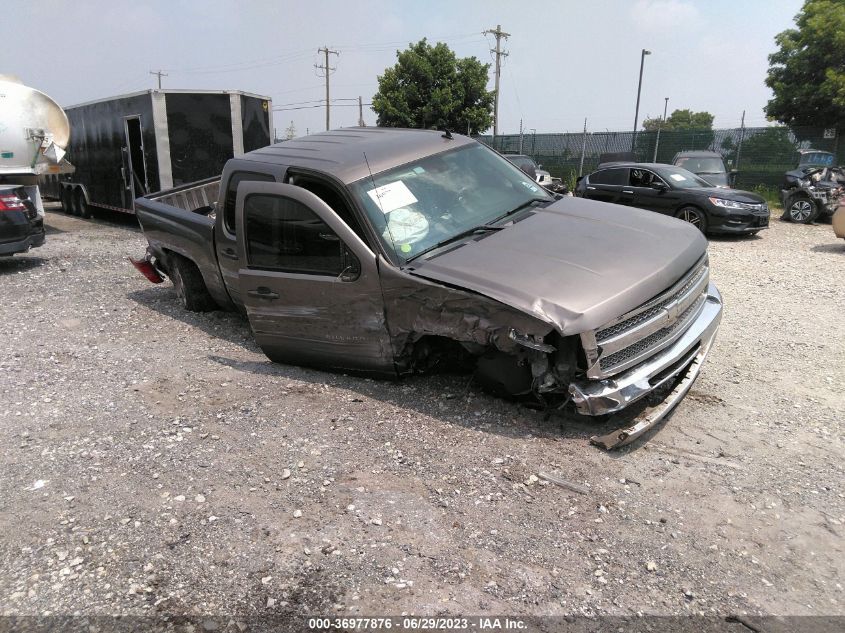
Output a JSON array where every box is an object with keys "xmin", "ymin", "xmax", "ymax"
[
  {"xmin": 655, "ymin": 166, "xmax": 713, "ymax": 189},
  {"xmin": 675, "ymin": 157, "xmax": 725, "ymax": 174},
  {"xmin": 350, "ymin": 144, "xmax": 552, "ymax": 263}
]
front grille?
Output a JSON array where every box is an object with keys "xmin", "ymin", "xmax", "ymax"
[
  {"xmin": 583, "ymin": 257, "xmax": 709, "ymax": 378},
  {"xmin": 599, "ymin": 294, "xmax": 705, "ymax": 372}
]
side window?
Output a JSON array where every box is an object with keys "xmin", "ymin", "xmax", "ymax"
[
  {"xmin": 244, "ymin": 193, "xmax": 360, "ymax": 277},
  {"xmin": 590, "ymin": 168, "xmax": 628, "ymax": 185},
  {"xmin": 630, "ymin": 169, "xmax": 655, "ymax": 187},
  {"xmin": 224, "ymin": 171, "xmax": 276, "ymax": 235}
]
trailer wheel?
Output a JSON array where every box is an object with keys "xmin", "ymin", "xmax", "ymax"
[
  {"xmin": 169, "ymin": 254, "xmax": 217, "ymax": 312},
  {"xmin": 75, "ymin": 189, "xmax": 92, "ymax": 219},
  {"xmin": 60, "ymin": 187, "xmax": 73, "ymax": 214}
]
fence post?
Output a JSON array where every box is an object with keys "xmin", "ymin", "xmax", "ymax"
[
  {"xmin": 735, "ymin": 110, "xmax": 746, "ymax": 171},
  {"xmin": 579, "ymin": 118, "xmax": 587, "ymax": 176}
]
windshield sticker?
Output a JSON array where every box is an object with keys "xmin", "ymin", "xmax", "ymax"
[
  {"xmin": 367, "ymin": 180, "xmax": 418, "ymax": 214},
  {"xmin": 412, "ymin": 166, "xmax": 425, "ymax": 174},
  {"xmin": 669, "ymin": 174, "xmax": 687, "ymax": 182},
  {"xmin": 520, "ymin": 181, "xmax": 540, "ymax": 192}
]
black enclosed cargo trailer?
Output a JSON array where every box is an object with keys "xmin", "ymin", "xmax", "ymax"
[{"xmin": 44, "ymin": 89, "xmax": 271, "ymax": 216}]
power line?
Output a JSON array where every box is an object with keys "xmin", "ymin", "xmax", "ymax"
[{"xmin": 273, "ymin": 103, "xmax": 371, "ymax": 112}]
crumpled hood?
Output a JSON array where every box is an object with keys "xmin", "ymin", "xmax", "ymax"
[{"xmin": 405, "ymin": 197, "xmax": 707, "ymax": 335}]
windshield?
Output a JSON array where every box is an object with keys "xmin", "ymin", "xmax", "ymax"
[
  {"xmin": 350, "ymin": 143, "xmax": 552, "ymax": 263},
  {"xmin": 675, "ymin": 156, "xmax": 725, "ymax": 174},
  {"xmin": 655, "ymin": 166, "xmax": 714, "ymax": 189}
]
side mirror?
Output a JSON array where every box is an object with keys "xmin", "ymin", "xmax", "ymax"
[
  {"xmin": 537, "ymin": 163, "xmax": 543, "ymax": 169},
  {"xmin": 651, "ymin": 181, "xmax": 668, "ymax": 192}
]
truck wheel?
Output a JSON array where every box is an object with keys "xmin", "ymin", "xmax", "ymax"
[
  {"xmin": 76, "ymin": 190, "xmax": 92, "ymax": 219},
  {"xmin": 60, "ymin": 188, "xmax": 73, "ymax": 214},
  {"xmin": 676, "ymin": 206, "xmax": 707, "ymax": 234},
  {"xmin": 169, "ymin": 254, "xmax": 217, "ymax": 312},
  {"xmin": 787, "ymin": 196, "xmax": 817, "ymax": 224}
]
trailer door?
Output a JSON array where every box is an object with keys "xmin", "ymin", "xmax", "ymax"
[
  {"xmin": 235, "ymin": 182, "xmax": 395, "ymax": 376},
  {"xmin": 122, "ymin": 116, "xmax": 149, "ymax": 209}
]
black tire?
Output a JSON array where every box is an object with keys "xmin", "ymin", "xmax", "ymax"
[
  {"xmin": 60, "ymin": 188, "xmax": 73, "ymax": 214},
  {"xmin": 787, "ymin": 196, "xmax": 817, "ymax": 224},
  {"xmin": 169, "ymin": 254, "xmax": 217, "ymax": 312},
  {"xmin": 77, "ymin": 190, "xmax": 92, "ymax": 219},
  {"xmin": 676, "ymin": 206, "xmax": 707, "ymax": 234},
  {"xmin": 70, "ymin": 188, "xmax": 81, "ymax": 216}
]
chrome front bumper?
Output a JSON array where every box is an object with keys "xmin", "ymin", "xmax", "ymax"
[{"xmin": 569, "ymin": 283, "xmax": 723, "ymax": 447}]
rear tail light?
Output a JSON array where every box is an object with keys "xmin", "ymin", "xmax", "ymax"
[
  {"xmin": 130, "ymin": 257, "xmax": 165, "ymax": 284},
  {"xmin": 0, "ymin": 193, "xmax": 27, "ymax": 211}
]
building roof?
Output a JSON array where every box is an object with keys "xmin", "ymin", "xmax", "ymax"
[{"xmin": 240, "ymin": 127, "xmax": 475, "ymax": 184}]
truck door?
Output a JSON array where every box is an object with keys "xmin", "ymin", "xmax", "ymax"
[{"xmin": 235, "ymin": 181, "xmax": 395, "ymax": 376}]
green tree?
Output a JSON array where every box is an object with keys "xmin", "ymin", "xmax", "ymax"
[
  {"xmin": 737, "ymin": 127, "xmax": 797, "ymax": 164},
  {"xmin": 765, "ymin": 0, "xmax": 845, "ymax": 130},
  {"xmin": 641, "ymin": 109, "xmax": 715, "ymax": 132},
  {"xmin": 637, "ymin": 109, "xmax": 715, "ymax": 160},
  {"xmin": 372, "ymin": 39, "xmax": 494, "ymax": 134}
]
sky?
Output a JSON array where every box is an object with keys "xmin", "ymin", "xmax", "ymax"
[{"xmin": 6, "ymin": 0, "xmax": 805, "ymax": 137}]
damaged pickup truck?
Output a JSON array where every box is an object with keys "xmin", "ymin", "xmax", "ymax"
[{"xmin": 133, "ymin": 128, "xmax": 723, "ymax": 448}]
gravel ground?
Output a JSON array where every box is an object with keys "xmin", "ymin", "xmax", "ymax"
[{"xmin": 0, "ymin": 206, "xmax": 843, "ymax": 625}]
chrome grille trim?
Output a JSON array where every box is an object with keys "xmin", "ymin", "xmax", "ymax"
[{"xmin": 582, "ymin": 255, "xmax": 710, "ymax": 379}]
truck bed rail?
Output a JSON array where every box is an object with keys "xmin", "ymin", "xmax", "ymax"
[{"xmin": 146, "ymin": 176, "xmax": 221, "ymax": 213}]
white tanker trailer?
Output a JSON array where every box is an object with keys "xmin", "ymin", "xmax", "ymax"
[{"xmin": 0, "ymin": 75, "xmax": 73, "ymax": 255}]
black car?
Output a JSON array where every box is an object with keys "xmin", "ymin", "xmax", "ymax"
[
  {"xmin": 575, "ymin": 163, "xmax": 769, "ymax": 235},
  {"xmin": 0, "ymin": 186, "xmax": 45, "ymax": 256}
]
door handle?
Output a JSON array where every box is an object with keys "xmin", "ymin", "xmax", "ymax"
[
  {"xmin": 220, "ymin": 248, "xmax": 238, "ymax": 260},
  {"xmin": 622, "ymin": 189, "xmax": 634, "ymax": 194},
  {"xmin": 586, "ymin": 186, "xmax": 596, "ymax": 190},
  {"xmin": 247, "ymin": 287, "xmax": 279, "ymax": 300}
]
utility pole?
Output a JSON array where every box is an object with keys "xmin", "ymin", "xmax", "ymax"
[
  {"xmin": 358, "ymin": 96, "xmax": 365, "ymax": 127},
  {"xmin": 518, "ymin": 118, "xmax": 524, "ymax": 154},
  {"xmin": 315, "ymin": 46, "xmax": 339, "ymax": 131},
  {"xmin": 653, "ymin": 97, "xmax": 669, "ymax": 162},
  {"xmin": 631, "ymin": 49, "xmax": 651, "ymax": 152},
  {"xmin": 735, "ymin": 110, "xmax": 746, "ymax": 171},
  {"xmin": 483, "ymin": 24, "xmax": 510, "ymax": 140},
  {"xmin": 149, "ymin": 70, "xmax": 168, "ymax": 89}
]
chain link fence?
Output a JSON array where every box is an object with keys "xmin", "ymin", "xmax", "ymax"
[{"xmin": 477, "ymin": 126, "xmax": 843, "ymax": 191}]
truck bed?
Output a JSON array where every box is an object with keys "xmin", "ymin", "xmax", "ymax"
[{"xmin": 135, "ymin": 176, "xmax": 231, "ymax": 308}]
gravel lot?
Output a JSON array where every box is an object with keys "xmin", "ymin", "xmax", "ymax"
[{"xmin": 1, "ymin": 206, "xmax": 843, "ymax": 625}]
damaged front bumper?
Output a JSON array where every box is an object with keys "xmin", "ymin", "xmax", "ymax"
[{"xmin": 569, "ymin": 283, "xmax": 723, "ymax": 448}]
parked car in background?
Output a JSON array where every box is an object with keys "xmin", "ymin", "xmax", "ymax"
[
  {"xmin": 672, "ymin": 150, "xmax": 735, "ymax": 188},
  {"xmin": 831, "ymin": 202, "xmax": 845, "ymax": 240},
  {"xmin": 505, "ymin": 154, "xmax": 564, "ymax": 191},
  {"xmin": 0, "ymin": 185, "xmax": 45, "ymax": 256},
  {"xmin": 575, "ymin": 162, "xmax": 769, "ymax": 235},
  {"xmin": 783, "ymin": 149, "xmax": 837, "ymax": 189},
  {"xmin": 781, "ymin": 165, "xmax": 845, "ymax": 223}
]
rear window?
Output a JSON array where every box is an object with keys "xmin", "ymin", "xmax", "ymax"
[
  {"xmin": 223, "ymin": 171, "xmax": 276, "ymax": 234},
  {"xmin": 589, "ymin": 168, "xmax": 628, "ymax": 185}
]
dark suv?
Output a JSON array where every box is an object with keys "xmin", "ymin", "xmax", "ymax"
[
  {"xmin": 0, "ymin": 186, "xmax": 45, "ymax": 256},
  {"xmin": 575, "ymin": 162, "xmax": 769, "ymax": 235}
]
